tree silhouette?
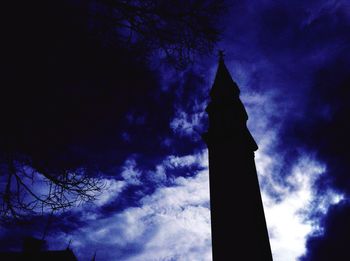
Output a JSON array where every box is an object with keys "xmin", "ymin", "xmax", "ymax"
[
  {"xmin": 1, "ymin": 0, "xmax": 225, "ymax": 220},
  {"xmin": 90, "ymin": 0, "xmax": 225, "ymax": 67},
  {"xmin": 1, "ymin": 158, "xmax": 103, "ymax": 220}
]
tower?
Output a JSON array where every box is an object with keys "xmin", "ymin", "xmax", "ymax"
[{"xmin": 203, "ymin": 53, "xmax": 273, "ymax": 260}]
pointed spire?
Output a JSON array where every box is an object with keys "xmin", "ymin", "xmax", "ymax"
[
  {"xmin": 210, "ymin": 50, "xmax": 240, "ymax": 100},
  {"xmin": 205, "ymin": 50, "xmax": 258, "ymax": 152}
]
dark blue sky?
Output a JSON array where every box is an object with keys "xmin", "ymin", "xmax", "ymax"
[{"xmin": 1, "ymin": 0, "xmax": 350, "ymax": 260}]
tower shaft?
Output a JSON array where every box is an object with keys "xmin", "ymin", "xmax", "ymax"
[{"xmin": 204, "ymin": 57, "xmax": 273, "ymax": 260}]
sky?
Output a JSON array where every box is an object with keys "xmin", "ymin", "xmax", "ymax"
[{"xmin": 1, "ymin": 0, "xmax": 350, "ymax": 260}]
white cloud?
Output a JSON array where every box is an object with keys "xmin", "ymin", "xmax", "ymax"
[
  {"xmin": 261, "ymin": 157, "xmax": 321, "ymax": 261},
  {"xmin": 121, "ymin": 158, "xmax": 142, "ymax": 186},
  {"xmin": 147, "ymin": 165, "xmax": 167, "ymax": 184},
  {"xmin": 242, "ymin": 89, "xmax": 345, "ymax": 261},
  {"xmin": 170, "ymin": 109, "xmax": 205, "ymax": 138},
  {"xmin": 126, "ymin": 171, "xmax": 212, "ymax": 261},
  {"xmin": 165, "ymin": 154, "xmax": 201, "ymax": 169},
  {"xmin": 257, "ymin": 149, "xmax": 343, "ymax": 261},
  {"xmin": 94, "ymin": 179, "xmax": 126, "ymax": 207},
  {"xmin": 52, "ymin": 167, "xmax": 212, "ymax": 261}
]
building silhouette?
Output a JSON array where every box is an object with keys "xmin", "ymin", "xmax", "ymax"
[
  {"xmin": 203, "ymin": 53, "xmax": 273, "ymax": 260},
  {"xmin": 0, "ymin": 237, "xmax": 78, "ymax": 261}
]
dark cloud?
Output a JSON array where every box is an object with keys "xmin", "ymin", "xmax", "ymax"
[
  {"xmin": 301, "ymin": 201, "xmax": 350, "ymax": 261},
  {"xmin": 280, "ymin": 52, "xmax": 350, "ymax": 260},
  {"xmin": 282, "ymin": 55, "xmax": 350, "ymax": 194}
]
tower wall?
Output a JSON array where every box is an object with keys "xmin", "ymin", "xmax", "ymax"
[{"xmin": 204, "ymin": 58, "xmax": 273, "ymax": 260}]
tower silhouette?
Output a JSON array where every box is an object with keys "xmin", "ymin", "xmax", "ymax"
[{"xmin": 203, "ymin": 52, "xmax": 273, "ymax": 260}]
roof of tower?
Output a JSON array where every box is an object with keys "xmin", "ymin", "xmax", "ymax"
[
  {"xmin": 205, "ymin": 52, "xmax": 258, "ymax": 152},
  {"xmin": 210, "ymin": 52, "xmax": 240, "ymax": 100}
]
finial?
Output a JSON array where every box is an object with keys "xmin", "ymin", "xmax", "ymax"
[{"xmin": 218, "ymin": 50, "xmax": 225, "ymax": 62}]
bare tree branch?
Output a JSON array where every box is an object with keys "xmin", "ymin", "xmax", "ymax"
[
  {"xmin": 0, "ymin": 159, "xmax": 104, "ymax": 221},
  {"xmin": 90, "ymin": 0, "xmax": 226, "ymax": 68}
]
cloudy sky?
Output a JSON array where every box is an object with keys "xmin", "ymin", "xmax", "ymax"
[{"xmin": 1, "ymin": 0, "xmax": 350, "ymax": 260}]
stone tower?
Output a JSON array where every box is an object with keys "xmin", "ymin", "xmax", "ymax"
[{"xmin": 203, "ymin": 53, "xmax": 273, "ymax": 260}]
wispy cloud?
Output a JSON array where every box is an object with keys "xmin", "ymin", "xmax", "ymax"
[
  {"xmin": 260, "ymin": 154, "xmax": 342, "ymax": 261},
  {"xmin": 49, "ymin": 153, "xmax": 211, "ymax": 261}
]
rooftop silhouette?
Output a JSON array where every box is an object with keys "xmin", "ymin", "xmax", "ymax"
[{"xmin": 0, "ymin": 237, "xmax": 78, "ymax": 261}]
